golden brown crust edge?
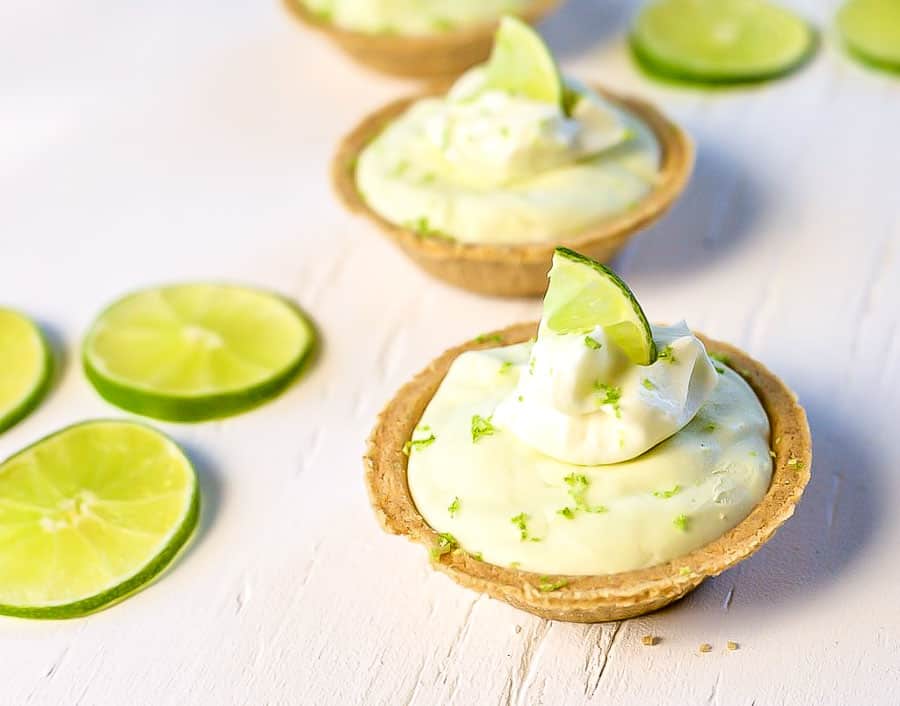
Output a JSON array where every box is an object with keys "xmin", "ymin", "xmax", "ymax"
[
  {"xmin": 333, "ymin": 88, "xmax": 694, "ymax": 297},
  {"xmin": 283, "ymin": 0, "xmax": 562, "ymax": 79},
  {"xmin": 364, "ymin": 322, "xmax": 812, "ymax": 623}
]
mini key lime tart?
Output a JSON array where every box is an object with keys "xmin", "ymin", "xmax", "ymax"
[
  {"xmin": 284, "ymin": 0, "xmax": 561, "ymax": 78},
  {"xmin": 365, "ymin": 249, "xmax": 811, "ymax": 622},
  {"xmin": 335, "ymin": 18, "xmax": 693, "ymax": 296}
]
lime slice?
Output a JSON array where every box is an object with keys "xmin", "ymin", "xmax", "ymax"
[
  {"xmin": 838, "ymin": 0, "xmax": 900, "ymax": 72},
  {"xmin": 631, "ymin": 0, "xmax": 815, "ymax": 84},
  {"xmin": 0, "ymin": 308, "xmax": 53, "ymax": 434},
  {"xmin": 543, "ymin": 248, "xmax": 656, "ymax": 365},
  {"xmin": 84, "ymin": 284, "xmax": 315, "ymax": 422},
  {"xmin": 484, "ymin": 16, "xmax": 564, "ymax": 108},
  {"xmin": 0, "ymin": 420, "xmax": 199, "ymax": 618}
]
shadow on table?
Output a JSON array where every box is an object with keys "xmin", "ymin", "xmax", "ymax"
[
  {"xmin": 665, "ymin": 386, "xmax": 883, "ymax": 619},
  {"xmin": 622, "ymin": 137, "xmax": 770, "ymax": 283},
  {"xmin": 178, "ymin": 440, "xmax": 224, "ymax": 560},
  {"xmin": 540, "ymin": 0, "xmax": 632, "ymax": 61}
]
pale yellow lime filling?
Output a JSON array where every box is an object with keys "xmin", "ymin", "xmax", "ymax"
[{"xmin": 406, "ymin": 342, "xmax": 772, "ymax": 575}]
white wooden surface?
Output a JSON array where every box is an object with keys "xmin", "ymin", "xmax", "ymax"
[{"xmin": 2, "ymin": 0, "xmax": 899, "ymax": 704}]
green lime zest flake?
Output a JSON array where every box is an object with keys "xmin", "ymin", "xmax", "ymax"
[
  {"xmin": 673, "ymin": 514, "xmax": 690, "ymax": 531},
  {"xmin": 538, "ymin": 576, "xmax": 568, "ymax": 593},
  {"xmin": 448, "ymin": 496, "xmax": 461, "ymax": 517},
  {"xmin": 431, "ymin": 17, "xmax": 455, "ymax": 32},
  {"xmin": 390, "ymin": 160, "xmax": 409, "ymax": 177},
  {"xmin": 595, "ymin": 382, "xmax": 622, "ymax": 417},
  {"xmin": 658, "ymin": 345, "xmax": 677, "ymax": 363},
  {"xmin": 787, "ymin": 457, "xmax": 805, "ymax": 469},
  {"xmin": 510, "ymin": 561, "xmax": 521, "ymax": 569},
  {"xmin": 517, "ymin": 395, "xmax": 524, "ymax": 403},
  {"xmin": 499, "ymin": 361, "xmax": 514, "ymax": 375},
  {"xmin": 471, "ymin": 414, "xmax": 497, "ymax": 443},
  {"xmin": 563, "ymin": 473, "xmax": 607, "ymax": 515},
  {"xmin": 474, "ymin": 332, "xmax": 503, "ymax": 344},
  {"xmin": 710, "ymin": 352, "xmax": 731, "ymax": 366},
  {"xmin": 678, "ymin": 566, "xmax": 692, "ymax": 576},
  {"xmin": 471, "ymin": 551, "xmax": 483, "ymax": 561},
  {"xmin": 430, "ymin": 532, "xmax": 458, "ymax": 559},
  {"xmin": 421, "ymin": 173, "xmax": 436, "ymax": 185},
  {"xmin": 584, "ymin": 336, "xmax": 602, "ymax": 350},
  {"xmin": 652, "ymin": 485, "xmax": 682, "ymax": 499},
  {"xmin": 528, "ymin": 356, "xmax": 536, "ymax": 375},
  {"xmin": 405, "ymin": 216, "xmax": 453, "ymax": 241},
  {"xmin": 403, "ymin": 433, "xmax": 436, "ymax": 456},
  {"xmin": 749, "ymin": 450, "xmax": 758, "ymax": 457},
  {"xmin": 557, "ymin": 507, "xmax": 576, "ymax": 520},
  {"xmin": 704, "ymin": 422, "xmax": 717, "ymax": 432},
  {"xmin": 642, "ymin": 378, "xmax": 656, "ymax": 390},
  {"xmin": 510, "ymin": 512, "xmax": 541, "ymax": 542}
]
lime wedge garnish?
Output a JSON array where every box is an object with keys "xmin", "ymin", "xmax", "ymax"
[
  {"xmin": 0, "ymin": 308, "xmax": 53, "ymax": 434},
  {"xmin": 84, "ymin": 284, "xmax": 315, "ymax": 422},
  {"xmin": 543, "ymin": 248, "xmax": 657, "ymax": 365},
  {"xmin": 838, "ymin": 0, "xmax": 900, "ymax": 72},
  {"xmin": 631, "ymin": 0, "xmax": 815, "ymax": 84},
  {"xmin": 0, "ymin": 420, "xmax": 199, "ymax": 618},
  {"xmin": 484, "ymin": 16, "xmax": 564, "ymax": 108}
]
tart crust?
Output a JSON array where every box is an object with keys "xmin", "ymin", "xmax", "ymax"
[
  {"xmin": 364, "ymin": 322, "xmax": 811, "ymax": 623},
  {"xmin": 283, "ymin": 0, "xmax": 561, "ymax": 79},
  {"xmin": 334, "ymin": 87, "xmax": 694, "ymax": 297}
]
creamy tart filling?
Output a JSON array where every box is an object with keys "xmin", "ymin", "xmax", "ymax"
[
  {"xmin": 406, "ymin": 324, "xmax": 772, "ymax": 575},
  {"xmin": 301, "ymin": 0, "xmax": 532, "ymax": 36},
  {"xmin": 355, "ymin": 68, "xmax": 661, "ymax": 244}
]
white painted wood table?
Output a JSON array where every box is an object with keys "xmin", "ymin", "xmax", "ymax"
[{"xmin": 2, "ymin": 0, "xmax": 899, "ymax": 703}]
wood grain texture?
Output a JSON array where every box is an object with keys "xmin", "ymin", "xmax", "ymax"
[{"xmin": 1, "ymin": 0, "xmax": 899, "ymax": 704}]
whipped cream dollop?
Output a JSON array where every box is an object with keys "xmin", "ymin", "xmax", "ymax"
[
  {"xmin": 494, "ymin": 321, "xmax": 719, "ymax": 465},
  {"xmin": 422, "ymin": 69, "xmax": 631, "ymax": 188}
]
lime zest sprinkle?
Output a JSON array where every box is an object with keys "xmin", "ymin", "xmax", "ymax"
[
  {"xmin": 652, "ymin": 485, "xmax": 682, "ymax": 499},
  {"xmin": 678, "ymin": 566, "xmax": 692, "ymax": 576},
  {"xmin": 403, "ymin": 433, "xmax": 436, "ymax": 456},
  {"xmin": 406, "ymin": 216, "xmax": 453, "ymax": 241},
  {"xmin": 499, "ymin": 361, "xmax": 514, "ymax": 375},
  {"xmin": 538, "ymin": 576, "xmax": 568, "ymax": 593},
  {"xmin": 474, "ymin": 333, "xmax": 503, "ymax": 344},
  {"xmin": 529, "ymin": 357, "xmax": 536, "ymax": 375},
  {"xmin": 448, "ymin": 496, "xmax": 461, "ymax": 517},
  {"xmin": 787, "ymin": 457, "xmax": 805, "ymax": 469},
  {"xmin": 563, "ymin": 473, "xmax": 607, "ymax": 515},
  {"xmin": 510, "ymin": 512, "xmax": 541, "ymax": 542},
  {"xmin": 471, "ymin": 414, "xmax": 497, "ymax": 443},
  {"xmin": 557, "ymin": 507, "xmax": 576, "ymax": 519},
  {"xmin": 584, "ymin": 336, "xmax": 602, "ymax": 350},
  {"xmin": 471, "ymin": 551, "xmax": 483, "ymax": 561},
  {"xmin": 510, "ymin": 561, "xmax": 521, "ymax": 569},
  {"xmin": 642, "ymin": 378, "xmax": 656, "ymax": 390},
  {"xmin": 431, "ymin": 17, "xmax": 454, "ymax": 32},
  {"xmin": 658, "ymin": 345, "xmax": 677, "ymax": 363},
  {"xmin": 517, "ymin": 395, "xmax": 524, "ymax": 403},
  {"xmin": 705, "ymin": 422, "xmax": 717, "ymax": 432},
  {"xmin": 595, "ymin": 382, "xmax": 622, "ymax": 417},
  {"xmin": 430, "ymin": 532, "xmax": 458, "ymax": 559},
  {"xmin": 390, "ymin": 160, "xmax": 409, "ymax": 177},
  {"xmin": 673, "ymin": 514, "xmax": 690, "ymax": 531}
]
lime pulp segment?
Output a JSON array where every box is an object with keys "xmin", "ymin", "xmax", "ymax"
[
  {"xmin": 0, "ymin": 308, "xmax": 53, "ymax": 434},
  {"xmin": 631, "ymin": 0, "xmax": 815, "ymax": 84},
  {"xmin": 83, "ymin": 284, "xmax": 315, "ymax": 422},
  {"xmin": 0, "ymin": 420, "xmax": 199, "ymax": 618},
  {"xmin": 838, "ymin": 0, "xmax": 900, "ymax": 72},
  {"xmin": 484, "ymin": 15, "xmax": 564, "ymax": 108},
  {"xmin": 543, "ymin": 248, "xmax": 657, "ymax": 365}
]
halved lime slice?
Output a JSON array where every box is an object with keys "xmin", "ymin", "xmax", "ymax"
[
  {"xmin": 543, "ymin": 248, "xmax": 656, "ymax": 365},
  {"xmin": 0, "ymin": 308, "xmax": 53, "ymax": 434},
  {"xmin": 0, "ymin": 420, "xmax": 199, "ymax": 618},
  {"xmin": 84, "ymin": 284, "xmax": 315, "ymax": 422},
  {"xmin": 631, "ymin": 0, "xmax": 815, "ymax": 84},
  {"xmin": 838, "ymin": 0, "xmax": 900, "ymax": 72},
  {"xmin": 484, "ymin": 16, "xmax": 564, "ymax": 108}
]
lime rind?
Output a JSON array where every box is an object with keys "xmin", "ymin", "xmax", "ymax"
[
  {"xmin": 0, "ymin": 420, "xmax": 200, "ymax": 619},
  {"xmin": 630, "ymin": 0, "xmax": 816, "ymax": 86},
  {"xmin": 83, "ymin": 284, "xmax": 317, "ymax": 422},
  {"xmin": 544, "ymin": 247, "xmax": 657, "ymax": 365},
  {"xmin": 837, "ymin": 0, "xmax": 900, "ymax": 74},
  {"xmin": 0, "ymin": 310, "xmax": 54, "ymax": 435}
]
